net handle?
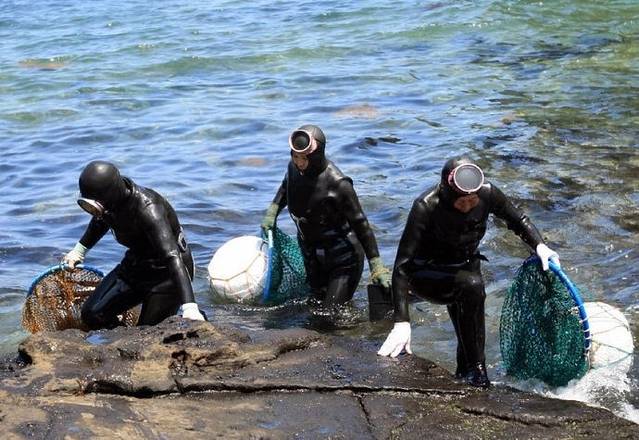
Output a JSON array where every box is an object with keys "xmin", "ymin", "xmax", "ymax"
[
  {"xmin": 28, "ymin": 264, "xmax": 105, "ymax": 297},
  {"xmin": 261, "ymin": 229, "xmax": 274, "ymax": 303},
  {"xmin": 525, "ymin": 256, "xmax": 592, "ymax": 355}
]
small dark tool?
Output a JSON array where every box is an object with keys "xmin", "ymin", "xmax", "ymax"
[{"xmin": 367, "ymin": 283, "xmax": 393, "ymax": 321}]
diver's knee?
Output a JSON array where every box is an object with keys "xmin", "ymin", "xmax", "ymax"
[
  {"xmin": 81, "ymin": 302, "xmax": 106, "ymax": 330},
  {"xmin": 458, "ymin": 274, "xmax": 485, "ymax": 300}
]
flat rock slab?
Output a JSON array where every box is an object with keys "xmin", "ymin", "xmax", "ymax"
[{"xmin": 1, "ymin": 318, "xmax": 637, "ymax": 439}]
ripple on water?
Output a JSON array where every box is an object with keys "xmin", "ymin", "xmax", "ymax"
[{"xmin": 1, "ymin": 0, "xmax": 638, "ymax": 420}]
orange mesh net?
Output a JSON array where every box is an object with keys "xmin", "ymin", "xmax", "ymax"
[{"xmin": 22, "ymin": 267, "xmax": 138, "ymax": 333}]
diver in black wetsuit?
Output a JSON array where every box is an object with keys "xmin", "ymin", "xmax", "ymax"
[
  {"xmin": 261, "ymin": 125, "xmax": 391, "ymax": 307},
  {"xmin": 62, "ymin": 161, "xmax": 205, "ymax": 329},
  {"xmin": 378, "ymin": 157, "xmax": 560, "ymax": 388}
]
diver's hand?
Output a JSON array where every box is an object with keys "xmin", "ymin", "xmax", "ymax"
[
  {"xmin": 61, "ymin": 242, "xmax": 87, "ymax": 270},
  {"xmin": 369, "ymin": 256, "xmax": 392, "ymax": 289},
  {"xmin": 378, "ymin": 322, "xmax": 412, "ymax": 357},
  {"xmin": 179, "ymin": 303, "xmax": 205, "ymax": 321},
  {"xmin": 536, "ymin": 243, "xmax": 560, "ymax": 271},
  {"xmin": 260, "ymin": 202, "xmax": 279, "ymax": 233}
]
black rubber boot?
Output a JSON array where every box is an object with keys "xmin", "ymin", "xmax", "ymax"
[{"xmin": 466, "ymin": 362, "xmax": 491, "ymax": 388}]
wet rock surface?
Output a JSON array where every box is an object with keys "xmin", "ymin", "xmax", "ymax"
[{"xmin": 1, "ymin": 317, "xmax": 637, "ymax": 439}]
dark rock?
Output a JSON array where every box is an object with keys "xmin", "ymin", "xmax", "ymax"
[{"xmin": 1, "ymin": 317, "xmax": 637, "ymax": 439}]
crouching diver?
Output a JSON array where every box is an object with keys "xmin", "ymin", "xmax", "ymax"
[
  {"xmin": 377, "ymin": 157, "xmax": 560, "ymax": 387},
  {"xmin": 261, "ymin": 125, "xmax": 392, "ymax": 307},
  {"xmin": 62, "ymin": 161, "xmax": 205, "ymax": 329}
]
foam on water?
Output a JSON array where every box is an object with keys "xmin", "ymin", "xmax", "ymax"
[
  {"xmin": 508, "ymin": 359, "xmax": 638, "ymax": 423},
  {"xmin": 505, "ymin": 302, "xmax": 636, "ymax": 422}
]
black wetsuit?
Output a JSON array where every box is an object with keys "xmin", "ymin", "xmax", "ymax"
[
  {"xmin": 80, "ymin": 178, "xmax": 194, "ymax": 328},
  {"xmin": 271, "ymin": 158, "xmax": 380, "ymax": 306},
  {"xmin": 392, "ymin": 181, "xmax": 544, "ymax": 373}
]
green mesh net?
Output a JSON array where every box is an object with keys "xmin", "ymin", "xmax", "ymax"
[
  {"xmin": 263, "ymin": 227, "xmax": 309, "ymax": 304},
  {"xmin": 500, "ymin": 258, "xmax": 589, "ymax": 387}
]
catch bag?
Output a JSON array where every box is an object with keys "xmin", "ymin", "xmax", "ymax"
[
  {"xmin": 500, "ymin": 257, "xmax": 590, "ymax": 387},
  {"xmin": 262, "ymin": 227, "xmax": 309, "ymax": 304},
  {"xmin": 22, "ymin": 265, "xmax": 138, "ymax": 333}
]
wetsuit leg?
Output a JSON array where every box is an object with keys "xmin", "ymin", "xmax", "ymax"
[
  {"xmin": 134, "ymin": 250, "xmax": 194, "ymax": 326},
  {"xmin": 456, "ymin": 268, "xmax": 489, "ymax": 387},
  {"xmin": 81, "ymin": 265, "xmax": 145, "ymax": 330},
  {"xmin": 447, "ymin": 303, "xmax": 468, "ymax": 377},
  {"xmin": 323, "ymin": 262, "xmax": 364, "ymax": 305},
  {"xmin": 136, "ymin": 278, "xmax": 182, "ymax": 325},
  {"xmin": 300, "ymin": 242, "xmax": 329, "ymax": 301},
  {"xmin": 409, "ymin": 260, "xmax": 486, "ymax": 381},
  {"xmin": 409, "ymin": 265, "xmax": 459, "ymax": 304},
  {"xmin": 321, "ymin": 234, "xmax": 365, "ymax": 306},
  {"xmin": 455, "ymin": 269, "xmax": 486, "ymax": 368}
]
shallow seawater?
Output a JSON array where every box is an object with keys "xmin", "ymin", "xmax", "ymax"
[{"xmin": 0, "ymin": 0, "xmax": 637, "ymax": 422}]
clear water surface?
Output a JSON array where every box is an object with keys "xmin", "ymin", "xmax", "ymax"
[{"xmin": 0, "ymin": 0, "xmax": 637, "ymax": 421}]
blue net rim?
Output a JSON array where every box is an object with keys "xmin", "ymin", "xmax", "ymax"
[
  {"xmin": 28, "ymin": 264, "xmax": 104, "ymax": 297},
  {"xmin": 522, "ymin": 256, "xmax": 591, "ymax": 354},
  {"xmin": 261, "ymin": 229, "xmax": 274, "ymax": 302}
]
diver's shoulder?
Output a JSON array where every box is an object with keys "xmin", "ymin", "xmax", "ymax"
[
  {"xmin": 324, "ymin": 160, "xmax": 352, "ymax": 184},
  {"xmin": 131, "ymin": 183, "xmax": 171, "ymax": 217},
  {"xmin": 478, "ymin": 181, "xmax": 501, "ymax": 200},
  {"xmin": 416, "ymin": 185, "xmax": 440, "ymax": 206}
]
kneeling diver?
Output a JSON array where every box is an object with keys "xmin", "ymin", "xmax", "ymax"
[{"xmin": 62, "ymin": 161, "xmax": 205, "ymax": 328}]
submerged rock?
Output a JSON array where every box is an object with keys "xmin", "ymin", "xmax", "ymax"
[{"xmin": 1, "ymin": 317, "xmax": 637, "ymax": 439}]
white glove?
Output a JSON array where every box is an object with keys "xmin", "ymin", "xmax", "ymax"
[
  {"xmin": 377, "ymin": 321, "xmax": 412, "ymax": 357},
  {"xmin": 179, "ymin": 303, "xmax": 205, "ymax": 321},
  {"xmin": 536, "ymin": 243, "xmax": 560, "ymax": 271},
  {"xmin": 62, "ymin": 242, "xmax": 87, "ymax": 269}
]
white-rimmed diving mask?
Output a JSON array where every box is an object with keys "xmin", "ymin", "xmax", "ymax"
[
  {"xmin": 289, "ymin": 129, "xmax": 319, "ymax": 155},
  {"xmin": 77, "ymin": 197, "xmax": 106, "ymax": 219},
  {"xmin": 447, "ymin": 163, "xmax": 484, "ymax": 194}
]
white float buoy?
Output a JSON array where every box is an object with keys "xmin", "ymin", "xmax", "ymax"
[
  {"xmin": 584, "ymin": 301, "xmax": 634, "ymax": 371},
  {"xmin": 207, "ymin": 236, "xmax": 268, "ymax": 303}
]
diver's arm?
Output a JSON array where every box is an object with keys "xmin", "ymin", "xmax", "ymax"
[
  {"xmin": 166, "ymin": 254, "xmax": 196, "ymax": 304},
  {"xmin": 336, "ymin": 179, "xmax": 391, "ymax": 287},
  {"xmin": 143, "ymin": 205, "xmax": 195, "ymax": 305},
  {"xmin": 272, "ymin": 173, "xmax": 288, "ymax": 212},
  {"xmin": 489, "ymin": 183, "xmax": 559, "ymax": 270},
  {"xmin": 379, "ymin": 198, "xmax": 428, "ymax": 357},
  {"xmin": 79, "ymin": 217, "xmax": 109, "ymax": 249},
  {"xmin": 63, "ymin": 218, "xmax": 109, "ymax": 269},
  {"xmin": 262, "ymin": 174, "xmax": 288, "ymax": 232},
  {"xmin": 335, "ymin": 179, "xmax": 379, "ymax": 260},
  {"xmin": 392, "ymin": 199, "xmax": 430, "ymax": 323},
  {"xmin": 489, "ymin": 183, "xmax": 544, "ymax": 250}
]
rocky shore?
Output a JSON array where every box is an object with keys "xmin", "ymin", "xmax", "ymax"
[{"xmin": 1, "ymin": 318, "xmax": 637, "ymax": 439}]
